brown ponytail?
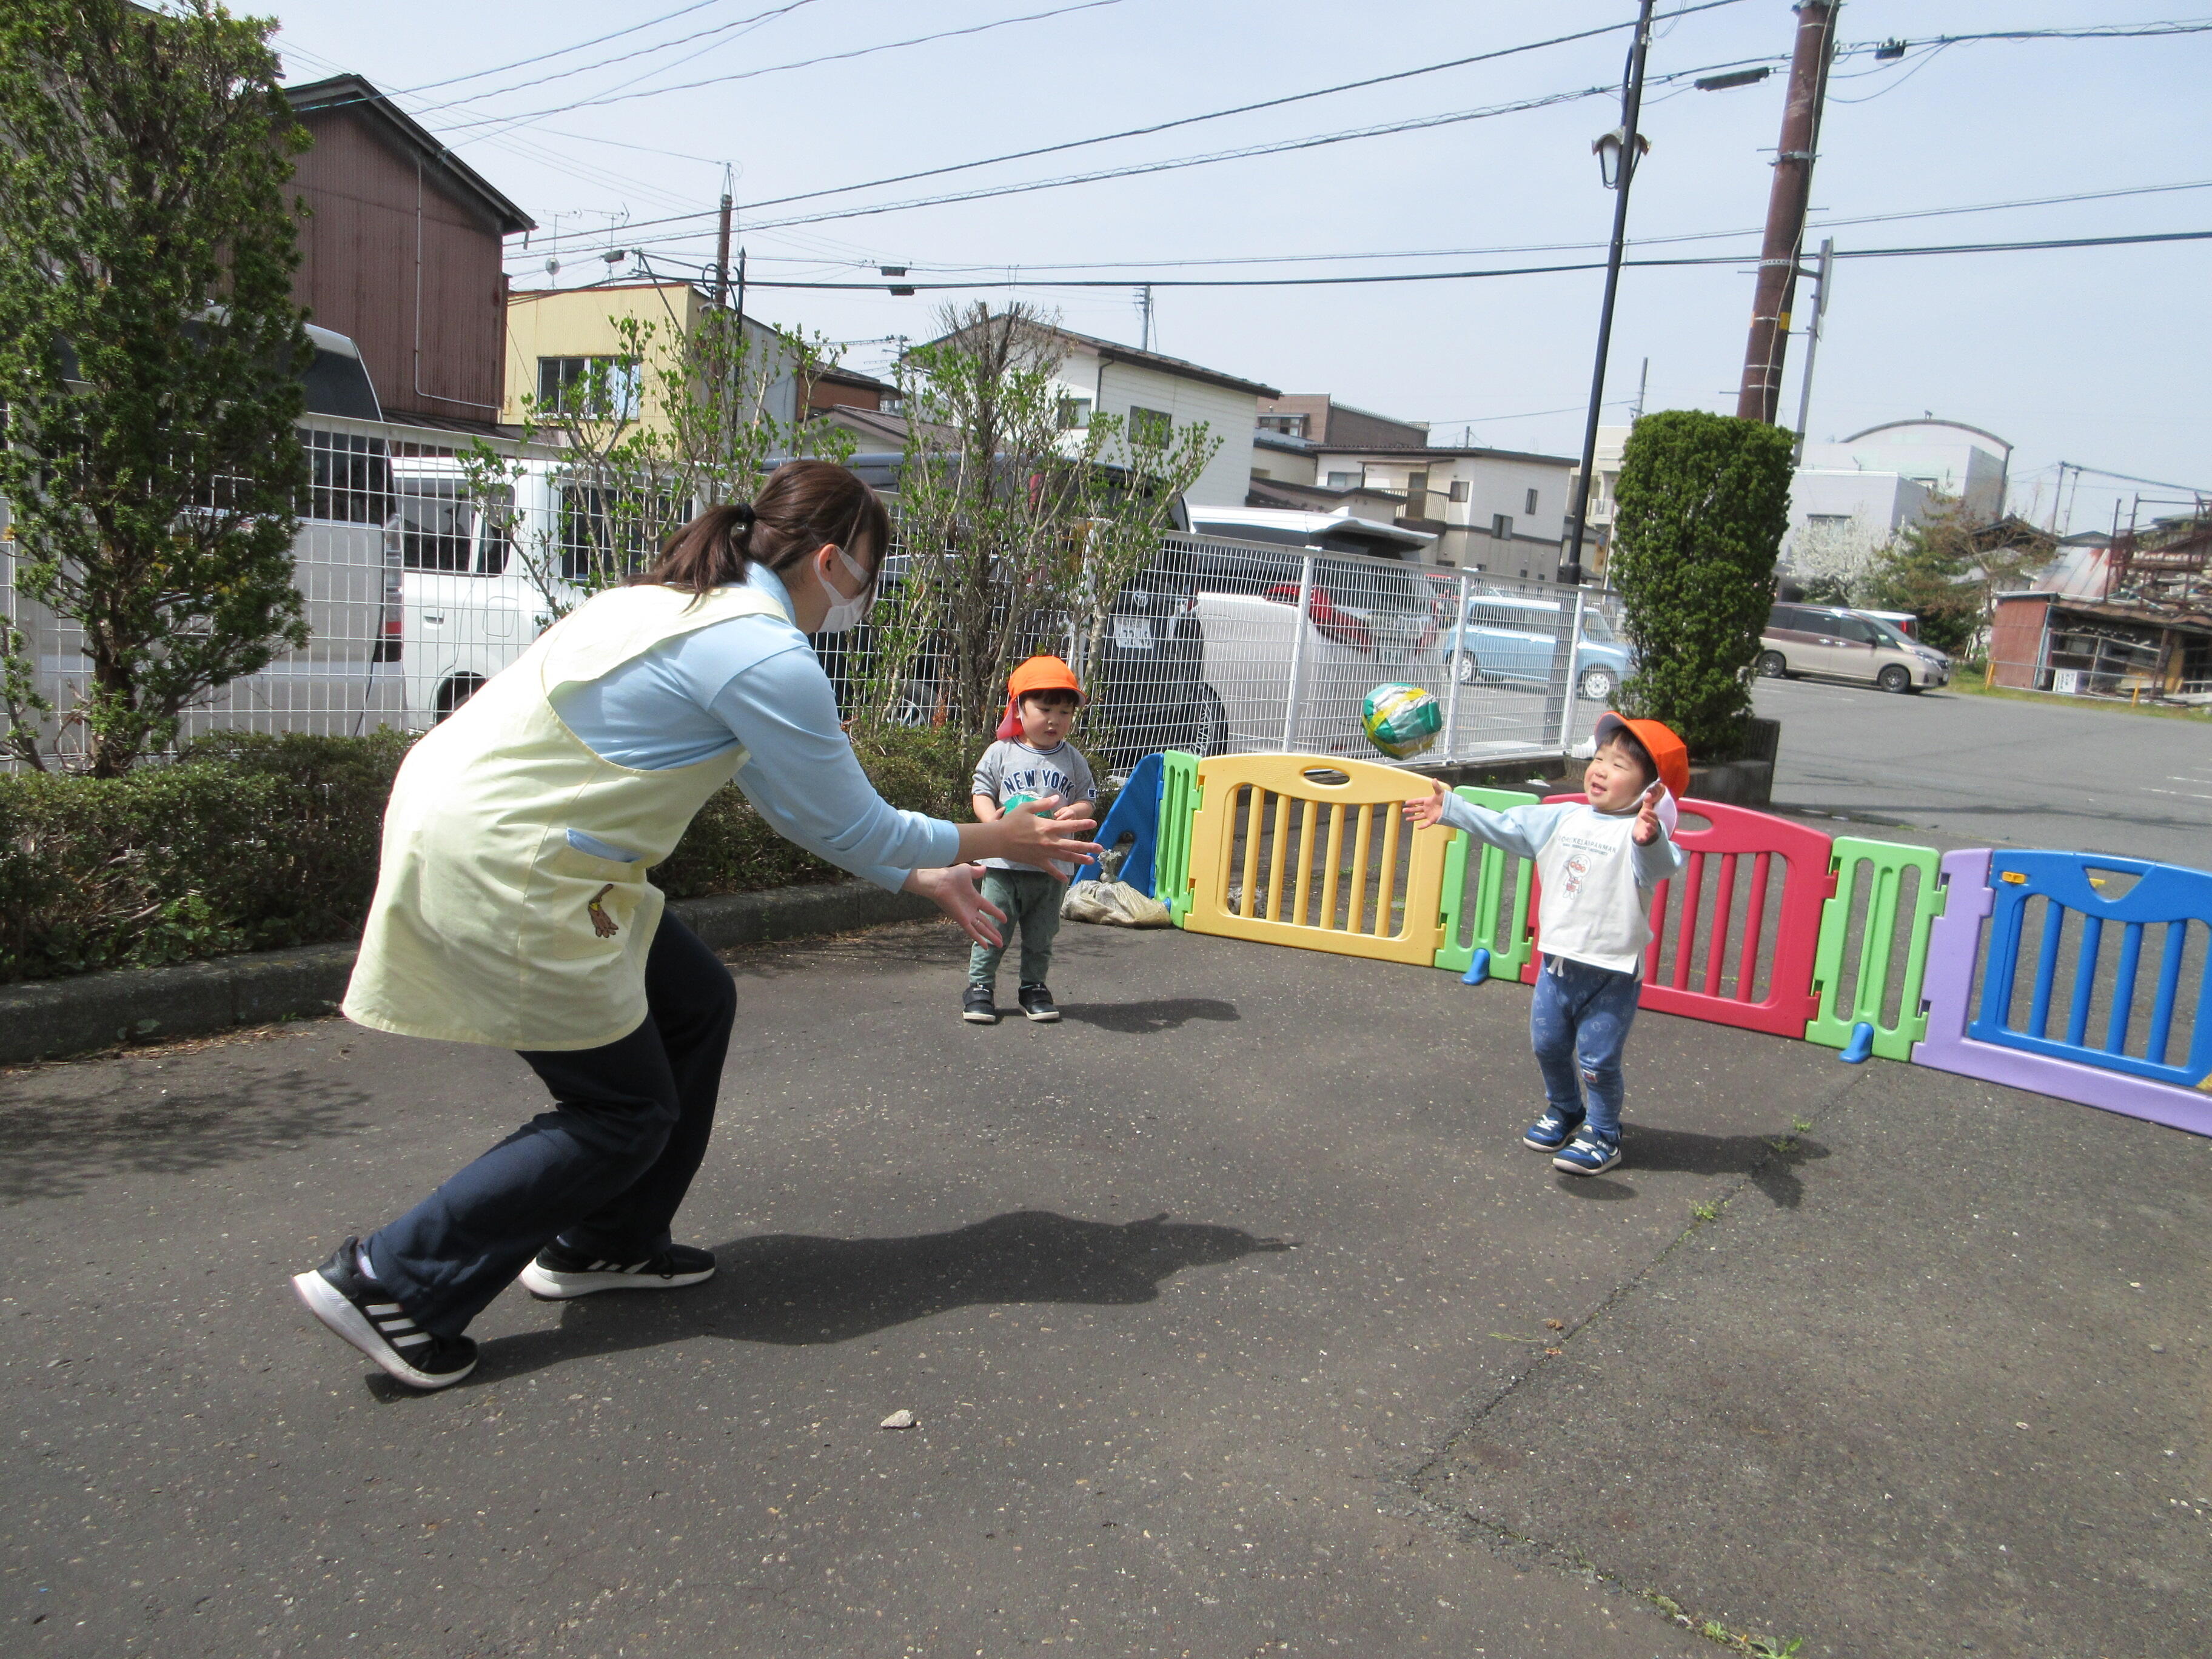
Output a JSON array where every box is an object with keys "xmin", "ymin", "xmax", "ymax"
[{"xmin": 637, "ymin": 459, "xmax": 891, "ymax": 599}]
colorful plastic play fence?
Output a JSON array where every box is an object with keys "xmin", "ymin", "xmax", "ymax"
[
  {"xmin": 1126, "ymin": 748, "xmax": 2212, "ymax": 1139},
  {"xmin": 1435, "ymin": 786, "xmax": 1537, "ymax": 983},
  {"xmin": 1517, "ymin": 796, "xmax": 1834, "ymax": 1040},
  {"xmin": 1179, "ymin": 753, "xmax": 1450, "ymax": 967}
]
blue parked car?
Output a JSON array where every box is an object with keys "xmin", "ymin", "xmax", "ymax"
[{"xmin": 1442, "ymin": 592, "xmax": 1634, "ymax": 702}]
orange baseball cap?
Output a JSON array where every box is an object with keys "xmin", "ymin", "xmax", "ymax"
[
  {"xmin": 996, "ymin": 654, "xmax": 1085, "ymax": 739},
  {"xmin": 1594, "ymin": 711, "xmax": 1689, "ymax": 802}
]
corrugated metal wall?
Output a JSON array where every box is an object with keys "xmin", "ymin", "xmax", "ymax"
[{"xmin": 289, "ymin": 113, "xmax": 508, "ymax": 423}]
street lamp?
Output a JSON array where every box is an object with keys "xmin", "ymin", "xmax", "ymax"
[
  {"xmin": 1590, "ymin": 127, "xmax": 1649, "ymax": 190},
  {"xmin": 1560, "ymin": 0, "xmax": 1657, "ymax": 591}
]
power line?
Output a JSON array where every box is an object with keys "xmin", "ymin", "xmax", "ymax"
[
  {"xmin": 597, "ymin": 24, "xmax": 2212, "ymax": 238},
  {"xmin": 433, "ymin": 0, "xmax": 1133, "ymax": 133},
  {"xmin": 406, "ymin": 2, "xmax": 821, "ymax": 116},
  {"xmin": 733, "ymin": 0, "xmax": 1754, "ymax": 214},
  {"xmin": 709, "ymin": 227, "xmax": 2212, "ymax": 289},
  {"xmin": 575, "ymin": 175, "xmax": 2206, "ymax": 276},
  {"xmin": 486, "ymin": 16, "xmax": 2212, "ymax": 250},
  {"xmin": 387, "ymin": 0, "xmax": 777, "ymax": 98}
]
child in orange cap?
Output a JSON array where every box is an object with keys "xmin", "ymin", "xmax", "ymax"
[
  {"xmin": 1404, "ymin": 713, "xmax": 1687, "ymax": 1176},
  {"xmin": 964, "ymin": 655, "xmax": 1098, "ymax": 1025}
]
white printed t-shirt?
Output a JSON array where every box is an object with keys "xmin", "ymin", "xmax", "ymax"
[{"xmin": 1436, "ymin": 796, "xmax": 1686, "ymax": 975}]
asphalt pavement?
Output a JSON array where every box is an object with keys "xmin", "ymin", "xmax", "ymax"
[
  {"xmin": 5, "ymin": 919, "xmax": 2205, "ymax": 1657},
  {"xmin": 1754, "ymin": 675, "xmax": 2212, "ymax": 865}
]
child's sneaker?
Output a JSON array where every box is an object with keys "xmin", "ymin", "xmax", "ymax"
[
  {"xmin": 1017, "ymin": 984, "xmax": 1059, "ymax": 1023},
  {"xmin": 962, "ymin": 986, "xmax": 999, "ymax": 1024},
  {"xmin": 1552, "ymin": 1132, "xmax": 1624, "ymax": 1176},
  {"xmin": 1523, "ymin": 1106, "xmax": 1583, "ymax": 1152}
]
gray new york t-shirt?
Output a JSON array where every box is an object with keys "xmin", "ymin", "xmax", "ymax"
[{"xmin": 971, "ymin": 739, "xmax": 1098, "ymax": 873}]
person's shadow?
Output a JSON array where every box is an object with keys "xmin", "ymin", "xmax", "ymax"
[
  {"xmin": 1061, "ymin": 997, "xmax": 1239, "ymax": 1034},
  {"xmin": 458, "ymin": 1210, "xmax": 1290, "ymax": 1388},
  {"xmin": 1555, "ymin": 1127, "xmax": 1832, "ymax": 1208}
]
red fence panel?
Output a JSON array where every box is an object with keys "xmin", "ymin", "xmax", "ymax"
[{"xmin": 1519, "ymin": 797, "xmax": 1835, "ymax": 1038}]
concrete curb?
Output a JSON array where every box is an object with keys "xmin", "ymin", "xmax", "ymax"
[{"xmin": 0, "ymin": 880, "xmax": 937, "ymax": 1066}]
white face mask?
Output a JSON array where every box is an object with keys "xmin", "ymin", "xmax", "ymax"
[{"xmin": 814, "ymin": 545, "xmax": 875, "ymax": 635}]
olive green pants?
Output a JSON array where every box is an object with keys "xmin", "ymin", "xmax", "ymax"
[{"xmin": 967, "ymin": 868, "xmax": 1063, "ymax": 989}]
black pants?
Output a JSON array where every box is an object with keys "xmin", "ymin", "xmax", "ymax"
[{"xmin": 365, "ymin": 914, "xmax": 737, "ymax": 1337}]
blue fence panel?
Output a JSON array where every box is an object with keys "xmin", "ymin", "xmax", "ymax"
[{"xmin": 1969, "ymin": 850, "xmax": 2212, "ymax": 1090}]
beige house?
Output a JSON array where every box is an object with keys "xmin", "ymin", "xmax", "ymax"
[{"xmin": 503, "ymin": 280, "xmax": 800, "ymax": 437}]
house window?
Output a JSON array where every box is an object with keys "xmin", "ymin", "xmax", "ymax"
[
  {"xmin": 1404, "ymin": 471, "xmax": 1429, "ymax": 516},
  {"xmin": 1492, "ymin": 513, "xmax": 1515, "ymax": 540},
  {"xmin": 1256, "ymin": 413, "xmax": 1307, "ymax": 437},
  {"xmin": 1129, "ymin": 406, "xmax": 1172, "ymax": 444},
  {"xmin": 1806, "ymin": 513, "xmax": 1852, "ymax": 526},
  {"xmin": 1449, "ymin": 480, "xmax": 1469, "ymax": 503},
  {"xmin": 537, "ymin": 355, "xmax": 641, "ymax": 419},
  {"xmin": 1524, "ymin": 488, "xmax": 1539, "ymax": 515},
  {"xmin": 1327, "ymin": 471, "xmax": 1360, "ymax": 489},
  {"xmin": 1057, "ymin": 397, "xmax": 1092, "ymax": 431},
  {"xmin": 1252, "ymin": 468, "xmax": 1271, "ymax": 480}
]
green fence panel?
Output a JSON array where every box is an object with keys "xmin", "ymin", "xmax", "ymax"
[
  {"xmin": 1434, "ymin": 785, "xmax": 1539, "ymax": 977},
  {"xmin": 1155, "ymin": 750, "xmax": 1202, "ymax": 927},
  {"xmin": 1806, "ymin": 835, "xmax": 1948, "ymax": 1061}
]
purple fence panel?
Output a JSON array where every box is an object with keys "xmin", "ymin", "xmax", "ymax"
[{"xmin": 1913, "ymin": 848, "xmax": 2212, "ymax": 1138}]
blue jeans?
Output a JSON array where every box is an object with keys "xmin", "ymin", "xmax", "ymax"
[
  {"xmin": 1530, "ymin": 953, "xmax": 1641, "ymax": 1144},
  {"xmin": 366, "ymin": 913, "xmax": 737, "ymax": 1336}
]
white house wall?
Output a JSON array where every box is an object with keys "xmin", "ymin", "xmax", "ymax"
[{"xmin": 1051, "ymin": 350, "xmax": 1259, "ymax": 508}]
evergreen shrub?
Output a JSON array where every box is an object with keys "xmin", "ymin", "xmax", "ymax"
[{"xmin": 1609, "ymin": 411, "xmax": 1794, "ymax": 757}]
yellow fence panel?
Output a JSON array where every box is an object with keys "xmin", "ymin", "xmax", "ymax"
[{"xmin": 1182, "ymin": 754, "xmax": 1448, "ymax": 965}]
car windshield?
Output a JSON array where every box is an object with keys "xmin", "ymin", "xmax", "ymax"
[
  {"xmin": 1581, "ymin": 610, "xmax": 1615, "ymax": 642},
  {"xmin": 1859, "ymin": 614, "xmax": 1914, "ymax": 648}
]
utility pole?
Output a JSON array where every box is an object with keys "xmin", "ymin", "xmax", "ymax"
[
  {"xmin": 1632, "ymin": 355, "xmax": 1649, "ymax": 421},
  {"xmin": 1139, "ymin": 284, "xmax": 1155, "ymax": 352},
  {"xmin": 1735, "ymin": 1, "xmax": 1838, "ymax": 423},
  {"xmin": 1789, "ymin": 236, "xmax": 1834, "ymax": 464},
  {"xmin": 1561, "ymin": 0, "xmax": 1656, "ymax": 588},
  {"xmin": 711, "ymin": 168, "xmax": 734, "ymax": 307}
]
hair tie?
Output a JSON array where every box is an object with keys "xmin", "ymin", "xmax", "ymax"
[{"xmin": 730, "ymin": 501, "xmax": 757, "ymax": 530}]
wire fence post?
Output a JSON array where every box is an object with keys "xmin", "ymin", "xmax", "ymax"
[
  {"xmin": 1540, "ymin": 580, "xmax": 1581, "ymax": 754},
  {"xmin": 1278, "ymin": 551, "xmax": 1316, "ymax": 754},
  {"xmin": 1440, "ymin": 570, "xmax": 1470, "ymax": 762}
]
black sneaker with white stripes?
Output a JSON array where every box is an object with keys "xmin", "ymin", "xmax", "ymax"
[
  {"xmin": 290, "ymin": 1238, "xmax": 477, "ymax": 1390},
  {"xmin": 518, "ymin": 1241, "xmax": 717, "ymax": 1301}
]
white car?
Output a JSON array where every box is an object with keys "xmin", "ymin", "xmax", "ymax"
[{"xmin": 1175, "ymin": 533, "xmax": 1445, "ymax": 757}]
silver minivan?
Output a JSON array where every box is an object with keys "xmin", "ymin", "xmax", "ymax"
[{"xmin": 1758, "ymin": 604, "xmax": 1951, "ymax": 693}]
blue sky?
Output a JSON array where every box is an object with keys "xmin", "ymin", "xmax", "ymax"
[{"xmin": 268, "ymin": 0, "xmax": 2212, "ymax": 535}]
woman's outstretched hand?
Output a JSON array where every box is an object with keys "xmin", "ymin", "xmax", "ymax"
[
  {"xmin": 995, "ymin": 794, "xmax": 1104, "ymax": 879},
  {"xmin": 907, "ymin": 863, "xmax": 1007, "ymax": 947}
]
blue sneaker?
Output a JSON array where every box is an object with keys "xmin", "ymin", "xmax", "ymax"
[
  {"xmin": 1552, "ymin": 1132, "xmax": 1623, "ymax": 1176},
  {"xmin": 1523, "ymin": 1107, "xmax": 1583, "ymax": 1152}
]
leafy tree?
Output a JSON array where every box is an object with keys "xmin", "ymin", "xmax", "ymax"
[
  {"xmin": 869, "ymin": 301, "xmax": 1215, "ymax": 740},
  {"xmin": 0, "ymin": 0, "xmax": 312, "ymax": 775},
  {"xmin": 1862, "ymin": 498, "xmax": 2051, "ymax": 659},
  {"xmin": 1609, "ymin": 410, "xmax": 1794, "ymax": 757}
]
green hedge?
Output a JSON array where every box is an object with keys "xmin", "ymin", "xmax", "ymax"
[{"xmin": 0, "ymin": 725, "xmax": 987, "ymax": 984}]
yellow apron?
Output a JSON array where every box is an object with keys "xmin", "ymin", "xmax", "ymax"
[{"xmin": 342, "ymin": 582, "xmax": 788, "ymax": 1051}]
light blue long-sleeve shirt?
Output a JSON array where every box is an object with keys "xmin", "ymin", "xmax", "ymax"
[{"xmin": 548, "ymin": 566, "xmax": 960, "ymax": 891}]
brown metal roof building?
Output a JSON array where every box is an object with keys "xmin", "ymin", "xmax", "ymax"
[{"xmin": 284, "ymin": 76, "xmax": 534, "ymax": 429}]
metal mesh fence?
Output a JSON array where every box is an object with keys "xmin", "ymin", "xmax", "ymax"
[{"xmin": 4, "ymin": 421, "xmax": 1622, "ymax": 771}]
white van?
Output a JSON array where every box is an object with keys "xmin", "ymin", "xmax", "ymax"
[{"xmin": 391, "ymin": 451, "xmax": 682, "ymax": 725}]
